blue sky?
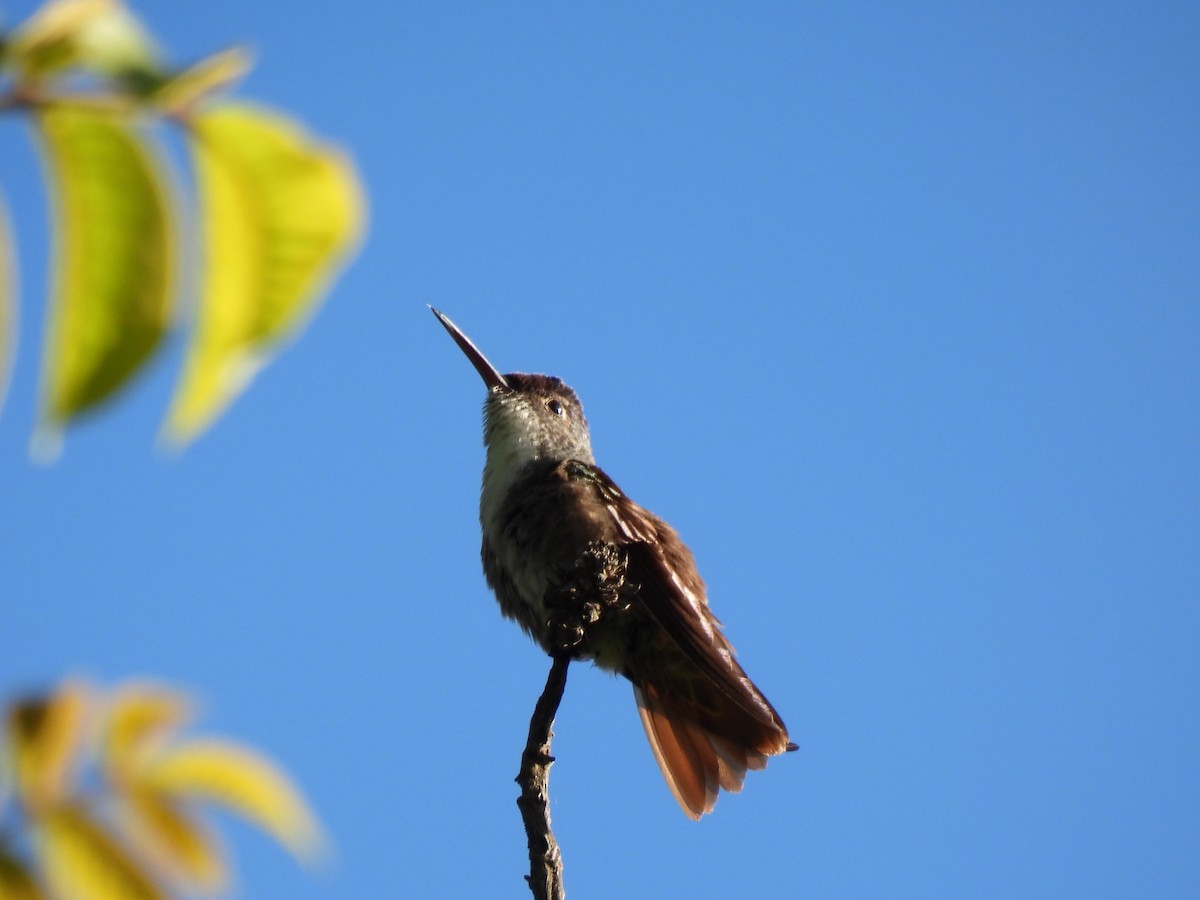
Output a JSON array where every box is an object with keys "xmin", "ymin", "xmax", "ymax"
[{"xmin": 3, "ymin": 2, "xmax": 1198, "ymax": 897}]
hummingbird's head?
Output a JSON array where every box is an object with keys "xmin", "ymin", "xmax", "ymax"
[
  {"xmin": 430, "ymin": 307, "xmax": 595, "ymax": 466},
  {"xmin": 482, "ymin": 372, "xmax": 594, "ymax": 464}
]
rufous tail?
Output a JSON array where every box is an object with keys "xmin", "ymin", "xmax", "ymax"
[{"xmin": 633, "ymin": 678, "xmax": 794, "ymax": 819}]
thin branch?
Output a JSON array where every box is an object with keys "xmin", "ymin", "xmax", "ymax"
[
  {"xmin": 516, "ymin": 653, "xmax": 570, "ymax": 900},
  {"xmin": 0, "ymin": 85, "xmax": 34, "ymax": 113},
  {"xmin": 0, "ymin": 88, "xmax": 138, "ymax": 115}
]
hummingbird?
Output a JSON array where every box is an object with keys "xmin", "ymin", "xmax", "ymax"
[{"xmin": 431, "ymin": 307, "xmax": 795, "ymax": 819}]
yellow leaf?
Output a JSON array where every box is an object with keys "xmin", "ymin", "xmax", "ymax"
[
  {"xmin": 0, "ymin": 192, "xmax": 16, "ymax": 418},
  {"xmin": 0, "ymin": 845, "xmax": 47, "ymax": 900},
  {"xmin": 37, "ymin": 806, "xmax": 163, "ymax": 900},
  {"xmin": 7, "ymin": 681, "xmax": 91, "ymax": 813},
  {"xmin": 142, "ymin": 739, "xmax": 323, "ymax": 861},
  {"xmin": 34, "ymin": 106, "xmax": 175, "ymax": 445},
  {"xmin": 115, "ymin": 789, "xmax": 225, "ymax": 894},
  {"xmin": 164, "ymin": 103, "xmax": 364, "ymax": 446},
  {"xmin": 101, "ymin": 685, "xmax": 193, "ymax": 781}
]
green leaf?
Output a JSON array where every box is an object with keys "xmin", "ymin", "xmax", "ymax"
[
  {"xmin": 164, "ymin": 103, "xmax": 364, "ymax": 446},
  {"xmin": 34, "ymin": 105, "xmax": 175, "ymax": 446},
  {"xmin": 0, "ymin": 191, "xmax": 16, "ymax": 419}
]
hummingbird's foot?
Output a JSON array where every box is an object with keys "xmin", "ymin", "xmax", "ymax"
[{"xmin": 545, "ymin": 540, "xmax": 636, "ymax": 656}]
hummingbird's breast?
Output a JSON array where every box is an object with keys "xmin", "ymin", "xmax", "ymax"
[{"xmin": 480, "ymin": 457, "xmax": 629, "ymax": 659}]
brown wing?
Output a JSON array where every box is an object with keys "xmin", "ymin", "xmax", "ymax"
[
  {"xmin": 565, "ymin": 461, "xmax": 789, "ymax": 733},
  {"xmin": 565, "ymin": 461, "xmax": 794, "ymax": 817}
]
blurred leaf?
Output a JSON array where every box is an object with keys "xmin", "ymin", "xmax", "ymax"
[
  {"xmin": 0, "ymin": 845, "xmax": 46, "ymax": 900},
  {"xmin": 164, "ymin": 103, "xmax": 364, "ymax": 446},
  {"xmin": 142, "ymin": 739, "xmax": 322, "ymax": 861},
  {"xmin": 0, "ymin": 734, "xmax": 11, "ymax": 812},
  {"xmin": 69, "ymin": 1, "xmax": 161, "ymax": 87},
  {"xmin": 115, "ymin": 789, "xmax": 225, "ymax": 894},
  {"xmin": 3, "ymin": 0, "xmax": 159, "ymax": 83},
  {"xmin": 2, "ymin": 0, "xmax": 117, "ymax": 77},
  {"xmin": 0, "ymin": 191, "xmax": 15, "ymax": 418},
  {"xmin": 8, "ymin": 681, "xmax": 90, "ymax": 813},
  {"xmin": 35, "ymin": 105, "xmax": 175, "ymax": 443},
  {"xmin": 38, "ymin": 805, "xmax": 163, "ymax": 900},
  {"xmin": 152, "ymin": 47, "xmax": 253, "ymax": 116},
  {"xmin": 101, "ymin": 684, "xmax": 193, "ymax": 781}
]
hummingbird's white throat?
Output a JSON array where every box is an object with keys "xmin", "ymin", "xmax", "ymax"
[{"xmin": 479, "ymin": 386, "xmax": 595, "ymax": 542}]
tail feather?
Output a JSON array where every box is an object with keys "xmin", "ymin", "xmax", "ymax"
[
  {"xmin": 634, "ymin": 684, "xmax": 716, "ymax": 819},
  {"xmin": 711, "ymin": 734, "xmax": 755, "ymax": 786},
  {"xmin": 634, "ymin": 678, "xmax": 791, "ymax": 819}
]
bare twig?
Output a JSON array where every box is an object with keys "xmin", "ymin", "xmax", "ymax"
[
  {"xmin": 0, "ymin": 86, "xmax": 142, "ymax": 115},
  {"xmin": 516, "ymin": 653, "xmax": 571, "ymax": 900}
]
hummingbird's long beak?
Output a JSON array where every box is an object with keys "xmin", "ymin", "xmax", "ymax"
[{"xmin": 429, "ymin": 306, "xmax": 511, "ymax": 391}]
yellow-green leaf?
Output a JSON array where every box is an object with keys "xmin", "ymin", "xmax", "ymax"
[
  {"xmin": 142, "ymin": 739, "xmax": 322, "ymax": 860},
  {"xmin": 35, "ymin": 105, "xmax": 175, "ymax": 442},
  {"xmin": 0, "ymin": 739, "xmax": 11, "ymax": 812},
  {"xmin": 0, "ymin": 845, "xmax": 47, "ymax": 900},
  {"xmin": 152, "ymin": 47, "xmax": 254, "ymax": 116},
  {"xmin": 0, "ymin": 191, "xmax": 16, "ymax": 418},
  {"xmin": 7, "ymin": 681, "xmax": 91, "ymax": 813},
  {"xmin": 2, "ymin": 0, "xmax": 117, "ymax": 77},
  {"xmin": 115, "ymin": 789, "xmax": 225, "ymax": 894},
  {"xmin": 101, "ymin": 684, "xmax": 193, "ymax": 781},
  {"xmin": 164, "ymin": 103, "xmax": 364, "ymax": 446},
  {"xmin": 67, "ymin": 1, "xmax": 160, "ymax": 82},
  {"xmin": 4, "ymin": 0, "xmax": 159, "ymax": 83},
  {"xmin": 37, "ymin": 805, "xmax": 163, "ymax": 900}
]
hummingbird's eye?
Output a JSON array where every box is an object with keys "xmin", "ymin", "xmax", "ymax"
[{"xmin": 547, "ymin": 399, "xmax": 565, "ymax": 417}]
